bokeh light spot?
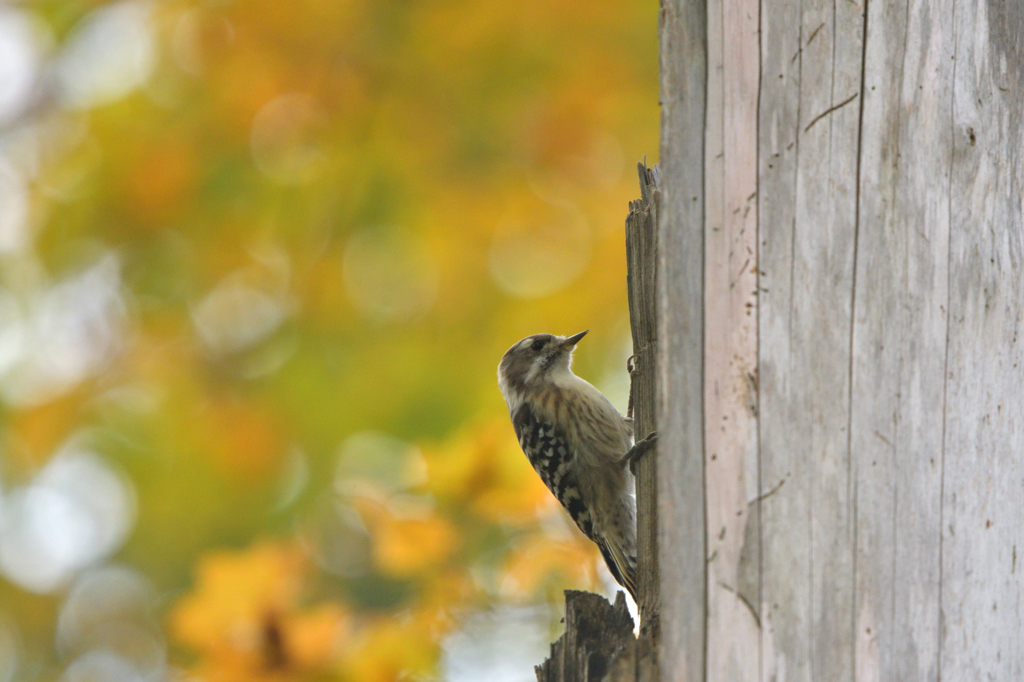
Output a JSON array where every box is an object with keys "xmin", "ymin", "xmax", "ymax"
[
  {"xmin": 488, "ymin": 199, "xmax": 591, "ymax": 299},
  {"xmin": 0, "ymin": 288, "xmax": 25, "ymax": 377},
  {"xmin": 0, "ymin": 9, "xmax": 41, "ymax": 125},
  {"xmin": 57, "ymin": 567, "xmax": 164, "ymax": 676},
  {"xmin": 1, "ymin": 254, "xmax": 125, "ymax": 406},
  {"xmin": 342, "ymin": 227, "xmax": 439, "ymax": 322},
  {"xmin": 336, "ymin": 431, "xmax": 427, "ymax": 495},
  {"xmin": 250, "ymin": 93, "xmax": 328, "ymax": 185},
  {"xmin": 54, "ymin": 1, "xmax": 156, "ymax": 110},
  {"xmin": 192, "ymin": 277, "xmax": 290, "ymax": 355},
  {"xmin": 0, "ymin": 160, "xmax": 29, "ymax": 254},
  {"xmin": 61, "ymin": 651, "xmax": 149, "ymax": 682},
  {"xmin": 302, "ymin": 498, "xmax": 372, "ymax": 579},
  {"xmin": 0, "ymin": 448, "xmax": 135, "ymax": 593}
]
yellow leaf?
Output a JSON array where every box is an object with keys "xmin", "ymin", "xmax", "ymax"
[
  {"xmin": 341, "ymin": 611, "xmax": 439, "ymax": 682},
  {"xmin": 355, "ymin": 495, "xmax": 459, "ymax": 577},
  {"xmin": 422, "ymin": 420, "xmax": 552, "ymax": 524},
  {"xmin": 283, "ymin": 604, "xmax": 349, "ymax": 669},
  {"xmin": 170, "ymin": 541, "xmax": 305, "ymax": 653},
  {"xmin": 500, "ymin": 535, "xmax": 600, "ymax": 600},
  {"xmin": 170, "ymin": 540, "xmax": 348, "ymax": 681}
]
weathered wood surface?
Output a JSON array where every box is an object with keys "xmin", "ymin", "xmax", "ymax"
[
  {"xmin": 659, "ymin": 0, "xmax": 1024, "ymax": 679},
  {"xmin": 703, "ymin": 0, "xmax": 761, "ymax": 677},
  {"xmin": 535, "ymin": 591, "xmax": 637, "ymax": 682},
  {"xmin": 658, "ymin": 0, "xmax": 708, "ymax": 679},
  {"xmin": 941, "ymin": 2, "xmax": 1024, "ymax": 678},
  {"xmin": 758, "ymin": 0, "xmax": 865, "ymax": 677},
  {"xmin": 850, "ymin": 0, "xmax": 954, "ymax": 679},
  {"xmin": 626, "ymin": 161, "xmax": 661, "ymax": 682}
]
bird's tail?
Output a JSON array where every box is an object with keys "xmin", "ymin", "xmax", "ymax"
[{"xmin": 598, "ymin": 533, "xmax": 637, "ymax": 601}]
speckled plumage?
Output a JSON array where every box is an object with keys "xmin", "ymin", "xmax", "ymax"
[{"xmin": 498, "ymin": 332, "xmax": 637, "ymax": 599}]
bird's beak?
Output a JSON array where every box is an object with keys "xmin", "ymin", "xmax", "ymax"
[{"xmin": 561, "ymin": 330, "xmax": 589, "ymax": 349}]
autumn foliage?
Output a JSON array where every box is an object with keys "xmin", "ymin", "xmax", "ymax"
[{"xmin": 0, "ymin": 0, "xmax": 656, "ymax": 679}]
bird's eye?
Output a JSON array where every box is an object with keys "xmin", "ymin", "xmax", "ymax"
[{"xmin": 531, "ymin": 339, "xmax": 544, "ymax": 352}]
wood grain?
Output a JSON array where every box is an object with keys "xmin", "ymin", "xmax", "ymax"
[
  {"xmin": 626, "ymin": 161, "xmax": 661, "ymax": 682},
  {"xmin": 755, "ymin": 0, "xmax": 802, "ymax": 675},
  {"xmin": 656, "ymin": 0, "xmax": 1024, "ymax": 679},
  {"xmin": 658, "ymin": 0, "xmax": 709, "ymax": 678},
  {"xmin": 535, "ymin": 591, "xmax": 637, "ymax": 682},
  {"xmin": 850, "ymin": 0, "xmax": 955, "ymax": 679},
  {"xmin": 941, "ymin": 0, "xmax": 1024, "ymax": 678},
  {"xmin": 703, "ymin": 0, "xmax": 761, "ymax": 676},
  {"xmin": 757, "ymin": 0, "xmax": 865, "ymax": 677}
]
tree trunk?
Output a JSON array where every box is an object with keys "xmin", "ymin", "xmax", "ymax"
[
  {"xmin": 536, "ymin": 163, "xmax": 662, "ymax": 682},
  {"xmin": 535, "ymin": 591, "xmax": 638, "ymax": 682},
  {"xmin": 658, "ymin": 0, "xmax": 709, "ymax": 679},
  {"xmin": 628, "ymin": 161, "xmax": 663, "ymax": 682},
  {"xmin": 659, "ymin": 0, "xmax": 1024, "ymax": 679}
]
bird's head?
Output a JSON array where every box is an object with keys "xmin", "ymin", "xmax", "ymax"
[{"xmin": 497, "ymin": 330, "xmax": 588, "ymax": 404}]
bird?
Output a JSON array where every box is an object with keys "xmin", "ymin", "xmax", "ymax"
[{"xmin": 497, "ymin": 330, "xmax": 655, "ymax": 601}]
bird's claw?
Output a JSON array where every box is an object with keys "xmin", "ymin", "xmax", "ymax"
[
  {"xmin": 623, "ymin": 431, "xmax": 657, "ymax": 474},
  {"xmin": 626, "ymin": 353, "xmax": 641, "ymax": 375}
]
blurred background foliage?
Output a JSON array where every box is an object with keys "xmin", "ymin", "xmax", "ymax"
[{"xmin": 0, "ymin": 0, "xmax": 657, "ymax": 679}]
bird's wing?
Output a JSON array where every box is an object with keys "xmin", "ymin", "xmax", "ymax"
[
  {"xmin": 511, "ymin": 404, "xmax": 638, "ymax": 600},
  {"xmin": 512, "ymin": 403, "xmax": 595, "ymax": 539}
]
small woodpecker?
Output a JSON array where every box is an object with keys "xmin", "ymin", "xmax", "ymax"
[{"xmin": 497, "ymin": 330, "xmax": 655, "ymax": 601}]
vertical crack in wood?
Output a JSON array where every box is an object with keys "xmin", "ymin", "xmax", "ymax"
[{"xmin": 848, "ymin": 0, "xmax": 872, "ymax": 678}]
